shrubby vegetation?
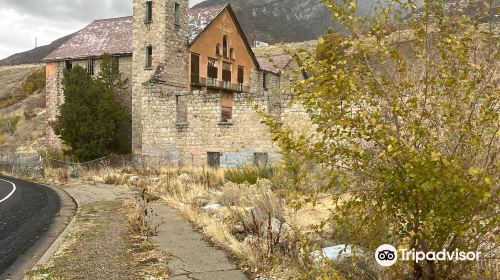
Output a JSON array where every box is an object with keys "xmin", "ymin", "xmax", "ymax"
[
  {"xmin": 258, "ymin": 0, "xmax": 498, "ymax": 279},
  {"xmin": 0, "ymin": 67, "xmax": 45, "ymax": 109},
  {"xmin": 51, "ymin": 54, "xmax": 130, "ymax": 161},
  {"xmin": 0, "ymin": 115, "xmax": 21, "ymax": 135},
  {"xmin": 225, "ymin": 165, "xmax": 273, "ymax": 184}
]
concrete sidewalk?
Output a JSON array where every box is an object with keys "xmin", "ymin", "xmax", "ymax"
[
  {"xmin": 151, "ymin": 203, "xmax": 249, "ymax": 280},
  {"xmin": 49, "ymin": 182, "xmax": 248, "ymax": 280}
]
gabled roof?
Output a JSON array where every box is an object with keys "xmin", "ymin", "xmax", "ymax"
[
  {"xmin": 44, "ymin": 4, "xmax": 260, "ymax": 68},
  {"xmin": 188, "ymin": 5, "xmax": 226, "ymax": 44},
  {"xmin": 188, "ymin": 4, "xmax": 260, "ymax": 69},
  {"xmin": 257, "ymin": 54, "xmax": 293, "ymax": 74},
  {"xmin": 44, "ymin": 16, "xmax": 133, "ymax": 62}
]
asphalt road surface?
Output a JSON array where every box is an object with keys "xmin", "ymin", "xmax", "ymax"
[{"xmin": 0, "ymin": 176, "xmax": 60, "ymax": 274}]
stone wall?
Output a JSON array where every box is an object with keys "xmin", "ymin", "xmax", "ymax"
[
  {"xmin": 132, "ymin": 0, "xmax": 190, "ymax": 154},
  {"xmin": 138, "ymin": 80, "xmax": 310, "ymax": 167}
]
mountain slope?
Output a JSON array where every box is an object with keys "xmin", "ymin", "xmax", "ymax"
[
  {"xmin": 0, "ymin": 34, "xmax": 74, "ymax": 67},
  {"xmin": 194, "ymin": 0, "xmax": 333, "ymax": 44}
]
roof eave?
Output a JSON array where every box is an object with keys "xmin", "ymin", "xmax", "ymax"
[{"xmin": 44, "ymin": 52, "xmax": 133, "ymax": 63}]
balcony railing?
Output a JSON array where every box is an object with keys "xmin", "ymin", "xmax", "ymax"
[{"xmin": 191, "ymin": 75, "xmax": 249, "ymax": 93}]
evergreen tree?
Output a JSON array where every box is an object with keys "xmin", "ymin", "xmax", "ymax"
[{"xmin": 52, "ymin": 54, "xmax": 129, "ymax": 161}]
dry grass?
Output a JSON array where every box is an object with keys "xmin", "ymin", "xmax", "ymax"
[{"xmin": 122, "ymin": 168, "xmax": 313, "ymax": 278}]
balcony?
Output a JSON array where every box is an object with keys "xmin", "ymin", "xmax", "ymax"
[{"xmin": 191, "ymin": 75, "xmax": 249, "ymax": 93}]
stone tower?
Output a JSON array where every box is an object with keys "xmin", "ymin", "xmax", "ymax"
[{"xmin": 131, "ymin": 0, "xmax": 189, "ymax": 154}]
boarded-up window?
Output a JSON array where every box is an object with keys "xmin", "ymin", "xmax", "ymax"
[
  {"xmin": 207, "ymin": 152, "xmax": 221, "ymax": 168},
  {"xmin": 221, "ymin": 93, "xmax": 233, "ymax": 122},
  {"xmin": 254, "ymin": 153, "xmax": 269, "ymax": 167},
  {"xmin": 176, "ymin": 95, "xmax": 188, "ymax": 123},
  {"xmin": 145, "ymin": 1, "xmax": 153, "ymax": 23},
  {"xmin": 191, "ymin": 53, "xmax": 200, "ymax": 84}
]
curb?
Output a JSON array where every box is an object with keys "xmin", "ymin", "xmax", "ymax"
[{"xmin": 31, "ymin": 184, "xmax": 80, "ymax": 269}]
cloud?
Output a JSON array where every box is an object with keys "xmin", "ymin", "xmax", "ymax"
[{"xmin": 0, "ymin": 0, "xmax": 204, "ymax": 59}]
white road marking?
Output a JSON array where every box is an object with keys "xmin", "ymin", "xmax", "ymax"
[{"xmin": 0, "ymin": 179, "xmax": 16, "ymax": 203}]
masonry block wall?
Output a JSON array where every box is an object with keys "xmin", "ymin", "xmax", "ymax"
[
  {"xmin": 132, "ymin": 0, "xmax": 189, "ymax": 154},
  {"xmin": 137, "ymin": 82, "xmax": 310, "ymax": 167}
]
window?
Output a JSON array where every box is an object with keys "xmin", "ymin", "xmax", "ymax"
[
  {"xmin": 65, "ymin": 61, "xmax": 73, "ymax": 70},
  {"xmin": 222, "ymin": 62, "xmax": 231, "ymax": 89},
  {"xmin": 221, "ymin": 93, "xmax": 233, "ymax": 122},
  {"xmin": 263, "ymin": 72, "xmax": 268, "ymax": 90},
  {"xmin": 207, "ymin": 58, "xmax": 218, "ymax": 86},
  {"xmin": 207, "ymin": 152, "xmax": 221, "ymax": 168},
  {"xmin": 230, "ymin": 48, "xmax": 235, "ymax": 59},
  {"xmin": 145, "ymin": 46, "xmax": 153, "ymax": 68},
  {"xmin": 237, "ymin": 66, "xmax": 244, "ymax": 92},
  {"xmin": 176, "ymin": 95, "xmax": 188, "ymax": 123},
  {"xmin": 87, "ymin": 59, "xmax": 95, "ymax": 75},
  {"xmin": 174, "ymin": 3, "xmax": 180, "ymax": 25},
  {"xmin": 112, "ymin": 57, "xmax": 120, "ymax": 72},
  {"xmin": 191, "ymin": 53, "xmax": 200, "ymax": 84},
  {"xmin": 254, "ymin": 153, "xmax": 269, "ymax": 167},
  {"xmin": 216, "ymin": 44, "xmax": 221, "ymax": 56},
  {"xmin": 145, "ymin": 1, "xmax": 153, "ymax": 23},
  {"xmin": 223, "ymin": 36, "xmax": 228, "ymax": 58}
]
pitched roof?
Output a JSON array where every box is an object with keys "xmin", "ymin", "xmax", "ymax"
[
  {"xmin": 44, "ymin": 4, "xmax": 262, "ymax": 68},
  {"xmin": 44, "ymin": 16, "xmax": 133, "ymax": 61},
  {"xmin": 256, "ymin": 54, "xmax": 293, "ymax": 74},
  {"xmin": 188, "ymin": 5, "xmax": 226, "ymax": 44}
]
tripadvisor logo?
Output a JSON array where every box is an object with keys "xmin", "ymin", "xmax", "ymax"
[{"xmin": 375, "ymin": 244, "xmax": 481, "ymax": 267}]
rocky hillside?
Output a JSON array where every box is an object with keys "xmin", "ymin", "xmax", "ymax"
[
  {"xmin": 0, "ymin": 34, "xmax": 73, "ymax": 67},
  {"xmin": 194, "ymin": 0, "xmax": 334, "ymax": 44},
  {"xmin": 0, "ymin": 65, "xmax": 47, "ymax": 153}
]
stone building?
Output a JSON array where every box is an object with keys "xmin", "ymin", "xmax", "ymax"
[{"xmin": 44, "ymin": 1, "xmax": 310, "ymax": 167}]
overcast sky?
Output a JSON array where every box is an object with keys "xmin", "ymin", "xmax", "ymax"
[{"xmin": 0, "ymin": 0, "xmax": 205, "ymax": 59}]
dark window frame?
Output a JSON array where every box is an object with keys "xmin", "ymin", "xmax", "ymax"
[
  {"xmin": 207, "ymin": 152, "xmax": 221, "ymax": 168},
  {"xmin": 191, "ymin": 53, "xmax": 200, "ymax": 84},
  {"xmin": 145, "ymin": 1, "xmax": 153, "ymax": 23},
  {"xmin": 87, "ymin": 59, "xmax": 95, "ymax": 76},
  {"xmin": 145, "ymin": 45, "xmax": 153, "ymax": 69},
  {"xmin": 223, "ymin": 36, "xmax": 228, "ymax": 58},
  {"xmin": 65, "ymin": 60, "xmax": 73, "ymax": 70},
  {"xmin": 174, "ymin": 3, "xmax": 180, "ymax": 25},
  {"xmin": 221, "ymin": 93, "xmax": 233, "ymax": 122}
]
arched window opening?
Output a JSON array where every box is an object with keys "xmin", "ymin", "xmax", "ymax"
[
  {"xmin": 230, "ymin": 48, "xmax": 235, "ymax": 59},
  {"xmin": 223, "ymin": 36, "xmax": 228, "ymax": 58},
  {"xmin": 216, "ymin": 44, "xmax": 221, "ymax": 56}
]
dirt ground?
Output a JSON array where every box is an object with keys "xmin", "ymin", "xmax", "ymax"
[{"xmin": 28, "ymin": 200, "xmax": 170, "ymax": 280}]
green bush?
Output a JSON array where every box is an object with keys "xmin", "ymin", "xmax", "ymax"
[
  {"xmin": 0, "ymin": 115, "xmax": 21, "ymax": 135},
  {"xmin": 22, "ymin": 67, "xmax": 46, "ymax": 95},
  {"xmin": 225, "ymin": 166, "xmax": 273, "ymax": 185}
]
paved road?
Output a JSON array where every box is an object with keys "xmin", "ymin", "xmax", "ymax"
[{"xmin": 0, "ymin": 176, "xmax": 61, "ymax": 274}]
